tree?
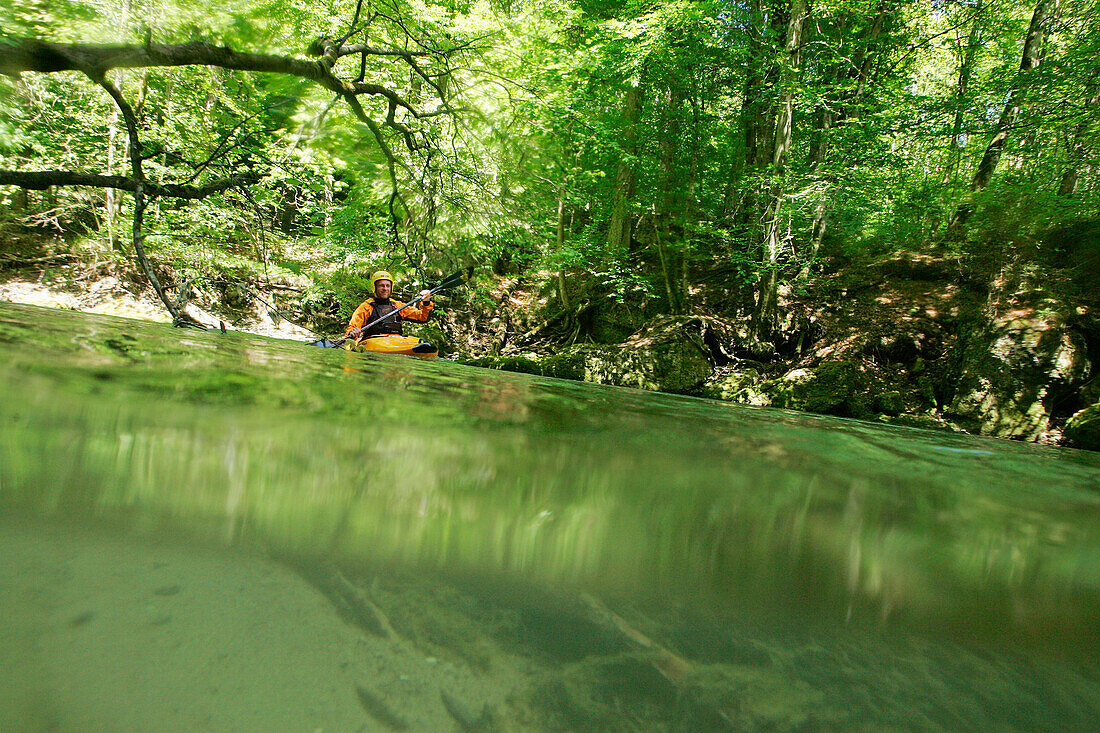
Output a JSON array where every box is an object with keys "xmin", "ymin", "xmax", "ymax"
[
  {"xmin": 3, "ymin": 0, "xmax": 1099, "ymax": 349},
  {"xmin": 0, "ymin": 1, "xmax": 476, "ymax": 322},
  {"xmin": 947, "ymin": 0, "xmax": 1057, "ymax": 234},
  {"xmin": 754, "ymin": 0, "xmax": 808, "ymax": 337},
  {"xmin": 804, "ymin": 1, "xmax": 899, "ymax": 269}
]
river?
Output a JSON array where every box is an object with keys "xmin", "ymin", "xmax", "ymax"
[{"xmin": 2, "ymin": 300, "xmax": 1098, "ymax": 731}]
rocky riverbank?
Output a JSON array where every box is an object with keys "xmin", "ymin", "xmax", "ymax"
[
  {"xmin": 3, "ymin": 226, "xmax": 1099, "ymax": 451},
  {"xmin": 464, "ymin": 241, "xmax": 1100, "ymax": 452}
]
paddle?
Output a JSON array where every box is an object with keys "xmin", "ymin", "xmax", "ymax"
[{"xmin": 313, "ymin": 266, "xmax": 473, "ymax": 348}]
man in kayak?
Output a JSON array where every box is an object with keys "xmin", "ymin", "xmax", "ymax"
[{"xmin": 344, "ymin": 270, "xmax": 433, "ymax": 341}]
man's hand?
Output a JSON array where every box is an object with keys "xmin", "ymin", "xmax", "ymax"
[{"xmin": 420, "ymin": 289, "xmax": 432, "ymax": 305}]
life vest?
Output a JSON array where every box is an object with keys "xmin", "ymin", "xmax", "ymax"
[{"xmin": 364, "ymin": 298, "xmax": 403, "ymax": 336}]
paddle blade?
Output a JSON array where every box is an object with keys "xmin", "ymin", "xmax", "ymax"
[{"xmin": 435, "ymin": 266, "xmax": 474, "ymax": 291}]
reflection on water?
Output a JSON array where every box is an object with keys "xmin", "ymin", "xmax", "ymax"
[{"xmin": 2, "ymin": 301, "xmax": 1100, "ymax": 731}]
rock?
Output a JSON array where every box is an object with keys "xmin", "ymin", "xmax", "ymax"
[
  {"xmin": 468, "ymin": 333, "xmax": 712, "ymax": 392},
  {"xmin": 1064, "ymin": 404, "xmax": 1100, "ymax": 451},
  {"xmin": 464, "ymin": 354, "xmax": 543, "ymax": 375},
  {"xmin": 607, "ymin": 344, "xmax": 711, "ymax": 392},
  {"xmin": 557, "ymin": 335, "xmax": 713, "ymax": 393},
  {"xmin": 540, "ymin": 349, "xmax": 587, "ymax": 381},
  {"xmin": 765, "ymin": 360, "xmax": 872, "ymax": 418},
  {"xmin": 873, "ymin": 390, "xmax": 905, "ymax": 415},
  {"xmin": 701, "ymin": 367, "xmax": 771, "ymax": 406},
  {"xmin": 946, "ymin": 313, "xmax": 1090, "ymax": 441},
  {"xmin": 469, "ymin": 322, "xmax": 714, "ymax": 393}
]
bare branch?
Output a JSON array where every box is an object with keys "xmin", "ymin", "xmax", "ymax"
[
  {"xmin": 337, "ymin": 43, "xmax": 432, "ymax": 59},
  {"xmin": 92, "ymin": 71, "xmax": 197, "ymax": 325},
  {"xmin": 1, "ymin": 27, "xmax": 470, "ymax": 304}
]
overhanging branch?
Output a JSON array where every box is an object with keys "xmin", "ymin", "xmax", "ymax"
[
  {"xmin": 0, "ymin": 169, "xmax": 261, "ymax": 198},
  {"xmin": 1, "ymin": 26, "xmax": 463, "ymax": 281},
  {"xmin": 2, "ymin": 37, "xmax": 441, "ymax": 119}
]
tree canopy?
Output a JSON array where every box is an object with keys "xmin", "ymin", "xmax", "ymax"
[{"xmin": 2, "ymin": 0, "xmax": 1098, "ymax": 330}]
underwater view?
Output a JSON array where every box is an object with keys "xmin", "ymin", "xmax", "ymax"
[{"xmin": 2, "ymin": 300, "xmax": 1100, "ymax": 731}]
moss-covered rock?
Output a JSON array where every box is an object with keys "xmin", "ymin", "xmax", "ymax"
[
  {"xmin": 464, "ymin": 325, "xmax": 712, "ymax": 392},
  {"xmin": 873, "ymin": 390, "xmax": 905, "ymax": 415},
  {"xmin": 460, "ymin": 321, "xmax": 716, "ymax": 393},
  {"xmin": 658, "ymin": 340, "xmax": 715, "ymax": 391},
  {"xmin": 542, "ymin": 337, "xmax": 712, "ymax": 393},
  {"xmin": 462, "ymin": 354, "xmax": 543, "ymax": 375},
  {"xmin": 1064, "ymin": 403, "xmax": 1100, "ymax": 451},
  {"xmin": 540, "ymin": 349, "xmax": 587, "ymax": 380},
  {"xmin": 700, "ymin": 368, "xmax": 771, "ymax": 406},
  {"xmin": 763, "ymin": 360, "xmax": 871, "ymax": 418},
  {"xmin": 945, "ymin": 312, "xmax": 1090, "ymax": 440},
  {"xmin": 796, "ymin": 360, "xmax": 862, "ymax": 413}
]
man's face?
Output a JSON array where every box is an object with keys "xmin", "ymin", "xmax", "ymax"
[{"xmin": 374, "ymin": 280, "xmax": 392, "ymax": 299}]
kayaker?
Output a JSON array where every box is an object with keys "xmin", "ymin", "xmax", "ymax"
[{"xmin": 344, "ymin": 270, "xmax": 433, "ymax": 341}]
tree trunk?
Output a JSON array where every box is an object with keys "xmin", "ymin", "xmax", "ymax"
[
  {"xmin": 687, "ymin": 89, "xmax": 700, "ymax": 217},
  {"xmin": 656, "ymin": 80, "xmax": 685, "ymax": 312},
  {"xmin": 96, "ymin": 74, "xmax": 189, "ymax": 325},
  {"xmin": 949, "ymin": 0, "xmax": 1056, "ymax": 233},
  {"xmin": 606, "ymin": 75, "xmax": 645, "ymax": 254},
  {"xmin": 105, "ymin": 100, "xmax": 121, "ymax": 247},
  {"xmin": 1057, "ymin": 80, "xmax": 1099, "ymax": 197},
  {"xmin": 651, "ymin": 218, "xmax": 680, "ymax": 314},
  {"xmin": 942, "ymin": 0, "xmax": 986, "ymax": 188},
  {"xmin": 556, "ymin": 174, "xmax": 572, "ymax": 311},
  {"xmin": 802, "ymin": 106, "xmax": 833, "ymax": 278},
  {"xmin": 754, "ymin": 0, "xmax": 808, "ymax": 337},
  {"xmin": 658, "ymin": 81, "xmax": 683, "ymax": 219},
  {"xmin": 803, "ymin": 2, "xmax": 893, "ymax": 273},
  {"xmin": 724, "ymin": 0, "xmax": 772, "ymax": 229},
  {"xmin": 104, "ymin": 0, "xmax": 133, "ymax": 249}
]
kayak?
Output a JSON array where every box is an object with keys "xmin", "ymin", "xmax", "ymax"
[{"xmin": 346, "ymin": 334, "xmax": 439, "ymax": 359}]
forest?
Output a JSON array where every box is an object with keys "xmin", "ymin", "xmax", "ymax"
[{"xmin": 2, "ymin": 0, "xmax": 1099, "ymax": 448}]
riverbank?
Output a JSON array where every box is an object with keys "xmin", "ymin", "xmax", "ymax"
[
  {"xmin": 0, "ymin": 275, "xmax": 314, "ymax": 341},
  {"xmin": 3, "ymin": 229, "xmax": 1099, "ymax": 451}
]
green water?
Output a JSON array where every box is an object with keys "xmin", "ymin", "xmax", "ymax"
[{"xmin": 2, "ymin": 301, "xmax": 1099, "ymax": 731}]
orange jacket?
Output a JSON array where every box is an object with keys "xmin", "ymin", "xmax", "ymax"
[{"xmin": 345, "ymin": 298, "xmax": 433, "ymax": 337}]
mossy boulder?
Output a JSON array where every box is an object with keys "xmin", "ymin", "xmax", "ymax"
[
  {"xmin": 462, "ymin": 320, "xmax": 715, "ymax": 393},
  {"xmin": 541, "ymin": 349, "xmax": 587, "ymax": 381},
  {"xmin": 945, "ymin": 312, "xmax": 1090, "ymax": 440},
  {"xmin": 700, "ymin": 368, "xmax": 771, "ymax": 406},
  {"xmin": 462, "ymin": 354, "xmax": 543, "ymax": 375},
  {"xmin": 550, "ymin": 336, "xmax": 713, "ymax": 392},
  {"xmin": 1064, "ymin": 403, "xmax": 1100, "ymax": 451},
  {"xmin": 765, "ymin": 360, "xmax": 871, "ymax": 418},
  {"xmin": 465, "ymin": 325, "xmax": 713, "ymax": 392},
  {"xmin": 873, "ymin": 390, "xmax": 905, "ymax": 416}
]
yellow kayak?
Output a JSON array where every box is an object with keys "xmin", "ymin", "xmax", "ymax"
[{"xmin": 345, "ymin": 334, "xmax": 439, "ymax": 358}]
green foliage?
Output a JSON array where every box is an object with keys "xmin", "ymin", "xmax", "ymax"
[
  {"xmin": 304, "ymin": 268, "xmax": 376, "ymax": 320},
  {"xmin": 960, "ymin": 178, "xmax": 1098, "ymax": 264},
  {"xmin": 2, "ymin": 0, "xmax": 1099, "ymax": 331}
]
